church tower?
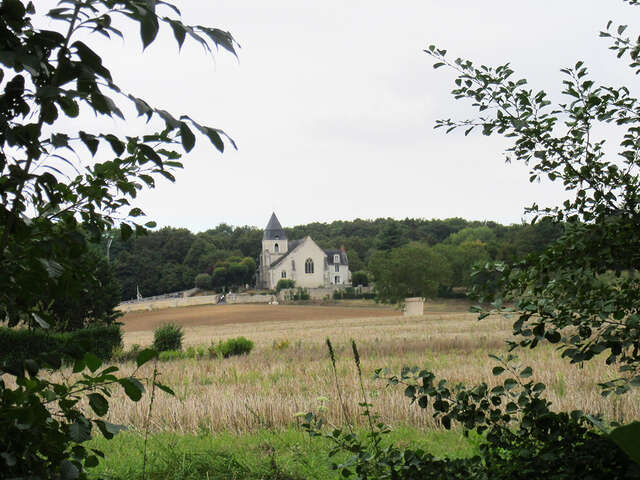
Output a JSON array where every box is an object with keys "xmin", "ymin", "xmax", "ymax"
[
  {"xmin": 263, "ymin": 212, "xmax": 288, "ymax": 255},
  {"xmin": 259, "ymin": 213, "xmax": 288, "ymax": 288}
]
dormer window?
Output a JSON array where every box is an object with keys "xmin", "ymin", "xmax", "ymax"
[{"xmin": 334, "ymin": 254, "xmax": 340, "ymax": 263}]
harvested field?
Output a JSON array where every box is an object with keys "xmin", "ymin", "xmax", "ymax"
[
  {"xmin": 75, "ymin": 301, "xmax": 638, "ymax": 434},
  {"xmin": 120, "ymin": 303, "xmax": 397, "ymax": 334}
]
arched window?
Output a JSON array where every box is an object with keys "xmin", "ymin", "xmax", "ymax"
[
  {"xmin": 305, "ymin": 258, "xmax": 314, "ymax": 274},
  {"xmin": 274, "ymin": 243, "xmax": 279, "ymax": 253}
]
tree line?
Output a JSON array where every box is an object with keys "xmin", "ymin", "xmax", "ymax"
[{"xmin": 98, "ymin": 216, "xmax": 563, "ymax": 300}]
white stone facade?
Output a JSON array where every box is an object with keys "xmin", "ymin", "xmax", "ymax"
[{"xmin": 257, "ymin": 213, "xmax": 351, "ymax": 290}]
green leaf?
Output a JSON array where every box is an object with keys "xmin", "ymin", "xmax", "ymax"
[
  {"xmin": 88, "ymin": 393, "xmax": 109, "ymax": 416},
  {"xmin": 492, "ymin": 366, "xmax": 505, "ymax": 376},
  {"xmin": 504, "ymin": 378, "xmax": 518, "ymax": 390},
  {"xmin": 119, "ymin": 377, "xmax": 145, "ymax": 401},
  {"xmin": 404, "ymin": 385, "xmax": 416, "ymax": 398},
  {"xmin": 179, "ymin": 122, "xmax": 196, "ymax": 152},
  {"xmin": 169, "ymin": 20, "xmax": 186, "ymax": 48},
  {"xmin": 84, "ymin": 353, "xmax": 102, "ymax": 373},
  {"xmin": 60, "ymin": 460, "xmax": 80, "ymax": 480},
  {"xmin": 121, "ymin": 223, "xmax": 133, "ymax": 241},
  {"xmin": 140, "ymin": 11, "xmax": 159, "ymax": 49},
  {"xmin": 69, "ymin": 419, "xmax": 92, "ymax": 443},
  {"xmin": 79, "ymin": 131, "xmax": 99, "ymax": 156},
  {"xmin": 136, "ymin": 348, "xmax": 158, "ymax": 367},
  {"xmin": 154, "ymin": 382, "xmax": 175, "ymax": 396},
  {"xmin": 94, "ymin": 420, "xmax": 127, "ymax": 440},
  {"xmin": 609, "ymin": 422, "xmax": 640, "ymax": 464},
  {"xmin": 519, "ymin": 366, "xmax": 533, "ymax": 378}
]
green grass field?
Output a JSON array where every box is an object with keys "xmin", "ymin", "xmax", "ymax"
[{"xmin": 88, "ymin": 427, "xmax": 479, "ymax": 479}]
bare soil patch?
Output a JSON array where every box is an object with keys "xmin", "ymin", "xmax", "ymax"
[{"xmin": 120, "ymin": 304, "xmax": 397, "ymax": 333}]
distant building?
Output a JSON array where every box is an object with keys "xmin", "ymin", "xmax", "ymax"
[{"xmin": 257, "ymin": 213, "xmax": 351, "ymax": 290}]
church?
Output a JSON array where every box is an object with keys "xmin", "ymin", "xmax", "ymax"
[{"xmin": 257, "ymin": 213, "xmax": 351, "ymax": 290}]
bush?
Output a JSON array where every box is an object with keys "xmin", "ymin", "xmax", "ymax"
[
  {"xmin": 292, "ymin": 288, "xmax": 310, "ymax": 301},
  {"xmin": 333, "ymin": 287, "xmax": 377, "ymax": 300},
  {"xmin": 111, "ymin": 343, "xmax": 141, "ymax": 363},
  {"xmin": 210, "ymin": 337, "xmax": 254, "ymax": 358},
  {"xmin": 351, "ymin": 271, "xmax": 369, "ymax": 287},
  {"xmin": 195, "ymin": 273, "xmax": 212, "ymax": 290},
  {"xmin": 276, "ymin": 279, "xmax": 295, "ymax": 291},
  {"xmin": 0, "ymin": 324, "xmax": 123, "ymax": 366},
  {"xmin": 153, "ymin": 323, "xmax": 184, "ymax": 352}
]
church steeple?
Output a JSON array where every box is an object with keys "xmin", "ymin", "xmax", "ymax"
[{"xmin": 264, "ymin": 212, "xmax": 286, "ymax": 240}]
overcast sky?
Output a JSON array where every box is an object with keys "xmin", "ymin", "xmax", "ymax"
[{"xmin": 41, "ymin": 1, "xmax": 638, "ymax": 231}]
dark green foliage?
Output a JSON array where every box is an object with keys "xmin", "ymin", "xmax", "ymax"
[
  {"xmin": 291, "ymin": 288, "xmax": 310, "ymax": 301},
  {"xmin": 333, "ymin": 287, "xmax": 376, "ymax": 300},
  {"xmin": 0, "ymin": 324, "xmax": 122, "ymax": 365},
  {"xmin": 369, "ymin": 242, "xmax": 451, "ymax": 303},
  {"xmin": 276, "ymin": 279, "xmax": 295, "ymax": 291},
  {"xmin": 211, "ymin": 337, "xmax": 254, "ymax": 358},
  {"xmin": 351, "ymin": 271, "xmax": 369, "ymax": 287},
  {"xmin": 107, "ymin": 216, "xmax": 563, "ymax": 298},
  {"xmin": 0, "ymin": 0, "xmax": 234, "ymax": 477},
  {"xmin": 0, "ymin": 350, "xmax": 168, "ymax": 480},
  {"xmin": 194, "ymin": 273, "xmax": 212, "ymax": 290},
  {"xmin": 35, "ymin": 242, "xmax": 122, "ymax": 332},
  {"xmin": 153, "ymin": 323, "xmax": 184, "ymax": 352}
]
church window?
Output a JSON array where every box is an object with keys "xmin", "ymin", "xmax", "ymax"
[
  {"xmin": 335, "ymin": 264, "xmax": 339, "ymax": 272},
  {"xmin": 305, "ymin": 258, "xmax": 314, "ymax": 274},
  {"xmin": 334, "ymin": 254, "xmax": 340, "ymax": 263},
  {"xmin": 281, "ymin": 271, "xmax": 287, "ymax": 278},
  {"xmin": 292, "ymin": 260, "xmax": 295, "ymax": 271},
  {"xmin": 274, "ymin": 243, "xmax": 279, "ymax": 253}
]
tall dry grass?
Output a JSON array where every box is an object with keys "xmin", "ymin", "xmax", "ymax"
[{"xmin": 51, "ymin": 309, "xmax": 640, "ymax": 434}]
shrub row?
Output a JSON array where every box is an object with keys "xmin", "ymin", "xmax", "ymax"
[
  {"xmin": 0, "ymin": 324, "xmax": 123, "ymax": 366},
  {"xmin": 333, "ymin": 287, "xmax": 377, "ymax": 300}
]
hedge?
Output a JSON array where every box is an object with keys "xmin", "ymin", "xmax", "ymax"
[{"xmin": 0, "ymin": 324, "xmax": 123, "ymax": 367}]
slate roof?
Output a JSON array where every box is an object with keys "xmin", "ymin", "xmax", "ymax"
[
  {"xmin": 264, "ymin": 213, "xmax": 286, "ymax": 240},
  {"xmin": 269, "ymin": 239, "xmax": 302, "ymax": 267},
  {"xmin": 325, "ymin": 250, "xmax": 349, "ymax": 265}
]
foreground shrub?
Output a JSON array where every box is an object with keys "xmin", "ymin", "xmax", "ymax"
[
  {"xmin": 0, "ymin": 325, "xmax": 122, "ymax": 365},
  {"xmin": 0, "ymin": 349, "xmax": 171, "ymax": 479},
  {"xmin": 153, "ymin": 323, "xmax": 184, "ymax": 352},
  {"xmin": 210, "ymin": 337, "xmax": 254, "ymax": 358},
  {"xmin": 276, "ymin": 279, "xmax": 295, "ymax": 292}
]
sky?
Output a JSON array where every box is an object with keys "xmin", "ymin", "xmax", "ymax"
[{"xmin": 38, "ymin": 1, "xmax": 639, "ymax": 231}]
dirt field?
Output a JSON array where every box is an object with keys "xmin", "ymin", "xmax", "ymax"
[{"xmin": 120, "ymin": 303, "xmax": 398, "ymax": 333}]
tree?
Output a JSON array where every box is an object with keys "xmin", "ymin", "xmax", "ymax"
[
  {"xmin": 44, "ymin": 249, "xmax": 121, "ymax": 331},
  {"xmin": 194, "ymin": 272, "xmax": 212, "ymax": 290},
  {"xmin": 304, "ymin": 2, "xmax": 640, "ymax": 476},
  {"xmin": 369, "ymin": 242, "xmax": 451, "ymax": 303},
  {"xmin": 426, "ymin": 3, "xmax": 640, "ymax": 393},
  {"xmin": 0, "ymin": 0, "xmax": 237, "ymax": 476}
]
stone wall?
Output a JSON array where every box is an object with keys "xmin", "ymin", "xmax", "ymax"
[{"xmin": 117, "ymin": 293, "xmax": 276, "ymax": 313}]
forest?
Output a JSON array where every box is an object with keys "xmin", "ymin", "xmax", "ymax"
[{"xmin": 97, "ymin": 216, "xmax": 563, "ymax": 300}]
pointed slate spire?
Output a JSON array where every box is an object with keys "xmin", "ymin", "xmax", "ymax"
[{"xmin": 264, "ymin": 212, "xmax": 286, "ymax": 240}]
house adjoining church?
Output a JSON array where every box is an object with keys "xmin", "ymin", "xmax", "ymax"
[{"xmin": 257, "ymin": 213, "xmax": 351, "ymax": 290}]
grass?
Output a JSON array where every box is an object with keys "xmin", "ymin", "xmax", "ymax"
[
  {"xmin": 87, "ymin": 427, "xmax": 480, "ymax": 479},
  {"xmin": 43, "ymin": 305, "xmax": 637, "ymax": 435}
]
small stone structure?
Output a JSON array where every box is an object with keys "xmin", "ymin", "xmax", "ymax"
[{"xmin": 404, "ymin": 297, "xmax": 424, "ymax": 317}]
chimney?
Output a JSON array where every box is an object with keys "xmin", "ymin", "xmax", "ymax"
[{"xmin": 340, "ymin": 244, "xmax": 346, "ymax": 253}]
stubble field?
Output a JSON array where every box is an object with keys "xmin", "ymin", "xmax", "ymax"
[{"xmin": 90, "ymin": 300, "xmax": 640, "ymax": 434}]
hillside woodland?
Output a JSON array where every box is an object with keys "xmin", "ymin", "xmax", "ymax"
[{"xmin": 97, "ymin": 217, "xmax": 563, "ymax": 299}]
